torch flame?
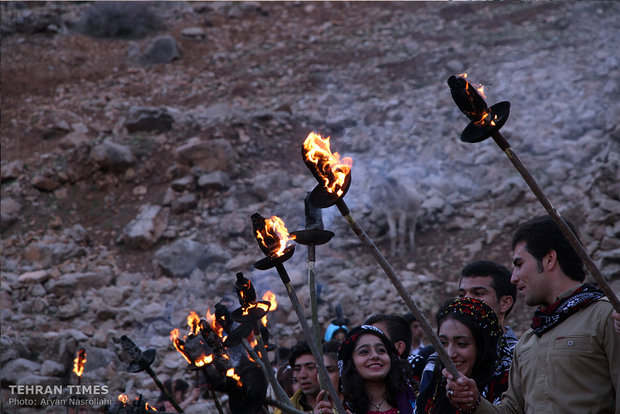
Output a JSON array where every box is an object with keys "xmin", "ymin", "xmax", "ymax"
[
  {"xmin": 261, "ymin": 291, "xmax": 277, "ymax": 326},
  {"xmin": 256, "ymin": 215, "xmax": 295, "ymax": 257},
  {"xmin": 187, "ymin": 311, "xmax": 201, "ymax": 335},
  {"xmin": 73, "ymin": 348, "xmax": 86, "ymax": 377},
  {"xmin": 195, "ymin": 354, "xmax": 214, "ymax": 367},
  {"xmin": 226, "ymin": 368, "xmax": 243, "ymax": 387},
  {"xmin": 170, "ymin": 328, "xmax": 193, "ymax": 365},
  {"xmin": 206, "ymin": 308, "xmax": 225, "ymax": 338},
  {"xmin": 302, "ymin": 132, "xmax": 352, "ymax": 196},
  {"xmin": 118, "ymin": 394, "xmax": 129, "ymax": 404},
  {"xmin": 145, "ymin": 402, "xmax": 158, "ymax": 411}
]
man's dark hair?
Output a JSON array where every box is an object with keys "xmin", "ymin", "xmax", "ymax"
[
  {"xmin": 512, "ymin": 215, "xmax": 585, "ymax": 282},
  {"xmin": 288, "ymin": 340, "xmax": 313, "ymax": 368},
  {"xmin": 402, "ymin": 312, "xmax": 417, "ymax": 323},
  {"xmin": 363, "ymin": 314, "xmax": 411, "ymax": 358},
  {"xmin": 461, "ymin": 260, "xmax": 518, "ymax": 317}
]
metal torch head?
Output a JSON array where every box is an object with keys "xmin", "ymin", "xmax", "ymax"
[{"xmin": 447, "ymin": 75, "xmax": 510, "ymax": 143}]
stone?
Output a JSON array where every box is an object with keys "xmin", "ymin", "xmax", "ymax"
[
  {"xmin": 125, "ymin": 106, "xmax": 174, "ymax": 133},
  {"xmin": 181, "ymin": 26, "xmax": 206, "ymax": 39},
  {"xmin": 154, "ymin": 238, "xmax": 211, "ymax": 278},
  {"xmin": 176, "ymin": 137, "xmax": 239, "ymax": 177},
  {"xmin": 90, "ymin": 140, "xmax": 135, "ymax": 171},
  {"xmin": 138, "ymin": 35, "xmax": 181, "ymax": 65},
  {"xmin": 18, "ymin": 270, "xmax": 50, "ymax": 285},
  {"xmin": 197, "ymin": 171, "xmax": 231, "ymax": 190},
  {"xmin": 121, "ymin": 204, "xmax": 170, "ymax": 249},
  {"xmin": 1, "ymin": 160, "xmax": 24, "ymax": 182},
  {"xmin": 1, "ymin": 197, "xmax": 21, "ymax": 230},
  {"xmin": 31, "ymin": 175, "xmax": 60, "ymax": 192},
  {"xmin": 171, "ymin": 193, "xmax": 198, "ymax": 214},
  {"xmin": 40, "ymin": 360, "xmax": 65, "ymax": 376}
]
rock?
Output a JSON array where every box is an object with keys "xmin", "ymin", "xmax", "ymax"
[
  {"xmin": 90, "ymin": 140, "xmax": 135, "ymax": 171},
  {"xmin": 1, "ymin": 197, "xmax": 21, "ymax": 230},
  {"xmin": 40, "ymin": 360, "xmax": 65, "ymax": 377},
  {"xmin": 31, "ymin": 174, "xmax": 60, "ymax": 192},
  {"xmin": 125, "ymin": 106, "xmax": 174, "ymax": 133},
  {"xmin": 1, "ymin": 160, "xmax": 24, "ymax": 182},
  {"xmin": 176, "ymin": 137, "xmax": 239, "ymax": 177},
  {"xmin": 121, "ymin": 204, "xmax": 170, "ymax": 249},
  {"xmin": 18, "ymin": 270, "xmax": 50, "ymax": 285},
  {"xmin": 45, "ymin": 271, "xmax": 114, "ymax": 296},
  {"xmin": 0, "ymin": 358, "xmax": 41, "ymax": 383},
  {"xmin": 138, "ymin": 35, "xmax": 181, "ymax": 65},
  {"xmin": 181, "ymin": 26, "xmax": 206, "ymax": 39},
  {"xmin": 171, "ymin": 193, "xmax": 198, "ymax": 214},
  {"xmin": 171, "ymin": 175, "xmax": 196, "ymax": 192},
  {"xmin": 154, "ymin": 238, "xmax": 211, "ymax": 278},
  {"xmin": 197, "ymin": 171, "xmax": 231, "ymax": 190}
]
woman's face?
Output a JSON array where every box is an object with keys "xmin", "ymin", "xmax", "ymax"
[
  {"xmin": 352, "ymin": 334, "xmax": 391, "ymax": 382},
  {"xmin": 438, "ymin": 317, "xmax": 477, "ymax": 377}
]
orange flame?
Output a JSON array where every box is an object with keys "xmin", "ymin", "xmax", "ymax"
[
  {"xmin": 187, "ymin": 311, "xmax": 201, "ymax": 335},
  {"xmin": 195, "ymin": 354, "xmax": 214, "ymax": 367},
  {"xmin": 206, "ymin": 308, "xmax": 227, "ymax": 340},
  {"xmin": 256, "ymin": 215, "xmax": 295, "ymax": 257},
  {"xmin": 226, "ymin": 368, "xmax": 243, "ymax": 387},
  {"xmin": 459, "ymin": 73, "xmax": 486, "ymax": 99},
  {"xmin": 73, "ymin": 348, "xmax": 86, "ymax": 377},
  {"xmin": 118, "ymin": 394, "xmax": 129, "ymax": 404},
  {"xmin": 261, "ymin": 291, "xmax": 277, "ymax": 326},
  {"xmin": 170, "ymin": 328, "xmax": 193, "ymax": 364},
  {"xmin": 145, "ymin": 402, "xmax": 158, "ymax": 411},
  {"xmin": 302, "ymin": 132, "xmax": 352, "ymax": 196}
]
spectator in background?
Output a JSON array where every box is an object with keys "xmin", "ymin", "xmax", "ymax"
[
  {"xmin": 156, "ymin": 378, "xmax": 200, "ymax": 412},
  {"xmin": 275, "ymin": 340, "xmax": 320, "ymax": 413},
  {"xmin": 458, "ymin": 260, "xmax": 518, "ymax": 379}
]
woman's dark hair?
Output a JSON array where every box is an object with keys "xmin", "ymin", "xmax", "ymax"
[
  {"xmin": 416, "ymin": 298, "xmax": 501, "ymax": 414},
  {"xmin": 339, "ymin": 327, "xmax": 406, "ymax": 414}
]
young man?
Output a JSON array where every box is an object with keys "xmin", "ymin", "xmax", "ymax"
[
  {"xmin": 445, "ymin": 216, "xmax": 619, "ymax": 413},
  {"xmin": 458, "ymin": 260, "xmax": 518, "ymax": 377},
  {"xmin": 275, "ymin": 340, "xmax": 320, "ymax": 413}
]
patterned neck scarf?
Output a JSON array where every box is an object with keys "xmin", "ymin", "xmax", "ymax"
[{"xmin": 531, "ymin": 283, "xmax": 604, "ymax": 337}]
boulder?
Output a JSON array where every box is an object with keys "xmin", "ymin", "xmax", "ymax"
[{"xmin": 121, "ymin": 205, "xmax": 170, "ymax": 249}]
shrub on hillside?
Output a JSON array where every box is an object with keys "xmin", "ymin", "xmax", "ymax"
[{"xmin": 75, "ymin": 2, "xmax": 165, "ymax": 39}]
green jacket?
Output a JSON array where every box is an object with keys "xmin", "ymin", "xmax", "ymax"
[{"xmin": 477, "ymin": 291, "xmax": 619, "ymax": 414}]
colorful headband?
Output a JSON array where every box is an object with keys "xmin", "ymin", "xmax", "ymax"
[
  {"xmin": 336, "ymin": 325, "xmax": 397, "ymax": 376},
  {"xmin": 438, "ymin": 297, "xmax": 502, "ymax": 338}
]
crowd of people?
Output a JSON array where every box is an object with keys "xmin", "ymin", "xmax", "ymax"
[
  {"xmin": 163, "ymin": 215, "xmax": 619, "ymax": 413},
  {"xmin": 271, "ymin": 215, "xmax": 620, "ymax": 414}
]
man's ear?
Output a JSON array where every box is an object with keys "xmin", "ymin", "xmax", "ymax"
[
  {"xmin": 499, "ymin": 295, "xmax": 513, "ymax": 315},
  {"xmin": 544, "ymin": 249, "xmax": 558, "ymax": 270},
  {"xmin": 394, "ymin": 340, "xmax": 407, "ymax": 357}
]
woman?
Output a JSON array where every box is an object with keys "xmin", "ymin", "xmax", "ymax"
[
  {"xmin": 315, "ymin": 325, "xmax": 416, "ymax": 414},
  {"xmin": 415, "ymin": 297, "xmax": 504, "ymax": 414}
]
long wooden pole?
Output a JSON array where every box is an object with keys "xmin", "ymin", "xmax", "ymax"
[
  {"xmin": 490, "ymin": 131, "xmax": 620, "ymax": 311},
  {"xmin": 274, "ymin": 263, "xmax": 348, "ymax": 414},
  {"xmin": 334, "ymin": 198, "xmax": 461, "ymax": 379}
]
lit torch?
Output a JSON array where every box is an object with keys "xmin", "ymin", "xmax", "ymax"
[
  {"xmin": 251, "ymin": 213, "xmax": 347, "ymax": 414},
  {"xmin": 301, "ymin": 132, "xmax": 463, "ymax": 379},
  {"xmin": 446, "ymin": 74, "xmax": 620, "ymax": 312},
  {"xmin": 120, "ymin": 335, "xmax": 184, "ymax": 413},
  {"xmin": 73, "ymin": 348, "xmax": 86, "ymax": 384}
]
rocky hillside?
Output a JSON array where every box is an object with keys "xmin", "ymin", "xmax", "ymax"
[{"xmin": 1, "ymin": 2, "xmax": 619, "ymax": 413}]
